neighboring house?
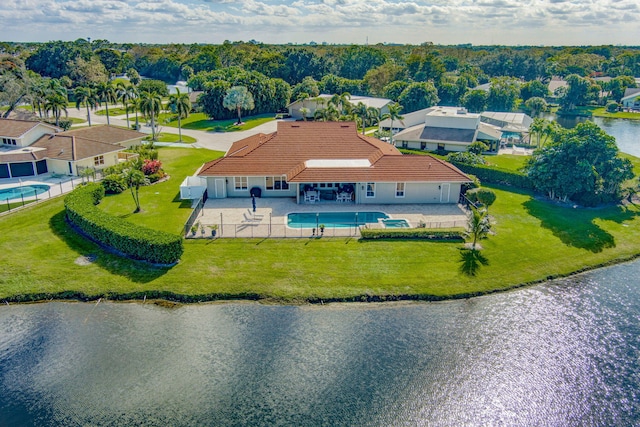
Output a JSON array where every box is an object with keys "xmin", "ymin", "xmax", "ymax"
[
  {"xmin": 393, "ymin": 106, "xmax": 501, "ymax": 152},
  {"xmin": 621, "ymin": 88, "xmax": 640, "ymax": 110},
  {"xmin": 287, "ymin": 94, "xmax": 393, "ymax": 120},
  {"xmin": 480, "ymin": 112, "xmax": 532, "ymax": 144},
  {"xmin": 190, "ymin": 121, "xmax": 470, "ymax": 204},
  {"xmin": 188, "ymin": 91, "xmax": 204, "ymax": 111},
  {"xmin": 548, "ymin": 77, "xmax": 568, "ymax": 99},
  {"xmin": 0, "ymin": 119, "xmax": 145, "ymax": 179},
  {"xmin": 379, "ymin": 107, "xmax": 436, "ymax": 133}
]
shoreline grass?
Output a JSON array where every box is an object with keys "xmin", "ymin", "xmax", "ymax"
[{"xmin": 1, "ymin": 148, "xmax": 639, "ymax": 304}]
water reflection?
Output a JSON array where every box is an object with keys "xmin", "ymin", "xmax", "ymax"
[{"xmin": 1, "ymin": 261, "xmax": 640, "ymax": 426}]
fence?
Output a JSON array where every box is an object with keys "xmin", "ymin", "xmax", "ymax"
[
  {"xmin": 186, "ymin": 217, "xmax": 468, "ymax": 239},
  {"xmin": 1, "ymin": 176, "xmax": 85, "ymax": 215},
  {"xmin": 183, "ymin": 191, "xmax": 207, "ymax": 236}
]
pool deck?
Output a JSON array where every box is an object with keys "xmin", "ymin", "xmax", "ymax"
[
  {"xmin": 0, "ymin": 175, "xmax": 86, "ymax": 214},
  {"xmin": 195, "ymin": 198, "xmax": 469, "ymax": 238}
]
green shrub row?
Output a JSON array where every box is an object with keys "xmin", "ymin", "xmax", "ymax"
[
  {"xmin": 360, "ymin": 228, "xmax": 465, "ymax": 241},
  {"xmin": 64, "ymin": 183, "xmax": 183, "ymax": 264},
  {"xmin": 451, "ymin": 162, "xmax": 535, "ymax": 190}
]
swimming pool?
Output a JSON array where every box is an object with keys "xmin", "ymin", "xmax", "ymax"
[
  {"xmin": 287, "ymin": 211, "xmax": 388, "ymax": 228},
  {"xmin": 0, "ymin": 184, "xmax": 50, "ymax": 201},
  {"xmin": 381, "ymin": 218, "xmax": 410, "ymax": 228}
]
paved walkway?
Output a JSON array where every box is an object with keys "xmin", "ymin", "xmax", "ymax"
[{"xmin": 192, "ymin": 198, "xmax": 469, "ymax": 238}]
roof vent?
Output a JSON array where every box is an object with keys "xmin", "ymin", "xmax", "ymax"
[
  {"xmin": 341, "ymin": 125, "xmax": 350, "ymax": 128},
  {"xmin": 291, "ymin": 125, "xmax": 300, "ymax": 128},
  {"xmin": 457, "ymin": 108, "xmax": 468, "ymax": 115}
]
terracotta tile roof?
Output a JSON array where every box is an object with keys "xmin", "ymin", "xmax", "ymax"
[
  {"xmin": 0, "ymin": 119, "xmax": 60, "ymax": 138},
  {"xmin": 31, "ymin": 134, "xmax": 123, "ymax": 161},
  {"xmin": 61, "ymin": 125, "xmax": 145, "ymax": 145},
  {"xmin": 199, "ymin": 121, "xmax": 470, "ymax": 183}
]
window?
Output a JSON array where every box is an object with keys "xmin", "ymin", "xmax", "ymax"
[
  {"xmin": 401, "ymin": 141, "xmax": 408, "ymax": 148},
  {"xmin": 366, "ymin": 182, "xmax": 375, "ymax": 198},
  {"xmin": 420, "ymin": 142, "xmax": 426, "ymax": 150},
  {"xmin": 234, "ymin": 177, "xmax": 248, "ymax": 191},
  {"xmin": 437, "ymin": 143, "xmax": 445, "ymax": 151},
  {"xmin": 396, "ymin": 182, "xmax": 405, "ymax": 198},
  {"xmin": 266, "ymin": 176, "xmax": 289, "ymax": 190},
  {"xmin": 2, "ymin": 138, "xmax": 16, "ymax": 145},
  {"xmin": 94, "ymin": 155, "xmax": 104, "ymax": 166}
]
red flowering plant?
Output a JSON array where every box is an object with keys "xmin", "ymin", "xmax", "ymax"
[{"xmin": 142, "ymin": 159, "xmax": 163, "ymax": 176}]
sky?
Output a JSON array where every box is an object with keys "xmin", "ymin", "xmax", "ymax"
[{"xmin": 0, "ymin": 0, "xmax": 638, "ymax": 46}]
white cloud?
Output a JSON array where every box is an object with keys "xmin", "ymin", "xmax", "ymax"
[{"xmin": 0, "ymin": 0, "xmax": 637, "ymax": 45}]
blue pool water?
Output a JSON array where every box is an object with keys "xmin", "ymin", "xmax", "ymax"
[
  {"xmin": 382, "ymin": 218, "xmax": 410, "ymax": 228},
  {"xmin": 287, "ymin": 211, "xmax": 388, "ymax": 228},
  {"xmin": 0, "ymin": 184, "xmax": 50, "ymax": 201}
]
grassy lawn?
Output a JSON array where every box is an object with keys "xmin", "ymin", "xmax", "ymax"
[
  {"xmin": 96, "ymin": 107, "xmax": 128, "ymax": 116},
  {"xmin": 591, "ymin": 107, "xmax": 640, "ymax": 120},
  {"xmin": 145, "ymin": 133, "xmax": 197, "ymax": 144},
  {"xmin": 485, "ymin": 154, "xmax": 528, "ymax": 171},
  {"xmin": 159, "ymin": 112, "xmax": 275, "ymax": 132},
  {"xmin": 1, "ymin": 147, "xmax": 640, "ymax": 303}
]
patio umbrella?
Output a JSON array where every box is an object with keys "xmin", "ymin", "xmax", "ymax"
[{"xmin": 252, "ymin": 195, "xmax": 256, "ymax": 213}]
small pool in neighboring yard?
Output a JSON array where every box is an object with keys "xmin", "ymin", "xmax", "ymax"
[
  {"xmin": 0, "ymin": 184, "xmax": 50, "ymax": 201},
  {"xmin": 381, "ymin": 218, "xmax": 410, "ymax": 228},
  {"xmin": 287, "ymin": 211, "xmax": 388, "ymax": 228}
]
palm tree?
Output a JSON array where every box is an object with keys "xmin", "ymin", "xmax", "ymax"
[
  {"xmin": 45, "ymin": 93, "xmax": 68, "ymax": 127},
  {"xmin": 117, "ymin": 82, "xmax": 137, "ymax": 128},
  {"xmin": 353, "ymin": 102, "xmax": 369, "ymax": 134},
  {"xmin": 299, "ymin": 107, "xmax": 310, "ymax": 121},
  {"xmin": 96, "ymin": 81, "xmax": 117, "ymax": 125},
  {"xmin": 74, "ymin": 86, "xmax": 99, "ymax": 126},
  {"xmin": 223, "ymin": 86, "xmax": 255, "ymax": 125},
  {"xmin": 465, "ymin": 205, "xmax": 491, "ymax": 250},
  {"xmin": 168, "ymin": 88, "xmax": 191, "ymax": 142},
  {"xmin": 139, "ymin": 90, "xmax": 163, "ymax": 141},
  {"xmin": 386, "ymin": 102, "xmax": 404, "ymax": 145},
  {"xmin": 329, "ymin": 92, "xmax": 351, "ymax": 115},
  {"xmin": 123, "ymin": 167, "xmax": 149, "ymax": 213},
  {"xmin": 128, "ymin": 97, "xmax": 141, "ymax": 130}
]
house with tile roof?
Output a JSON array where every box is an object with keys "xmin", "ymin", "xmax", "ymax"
[
  {"xmin": 193, "ymin": 121, "xmax": 471, "ymax": 204},
  {"xmin": 0, "ymin": 119, "xmax": 145, "ymax": 179}
]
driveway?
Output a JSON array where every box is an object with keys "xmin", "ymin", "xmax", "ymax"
[{"xmin": 66, "ymin": 106, "xmax": 284, "ymax": 153}]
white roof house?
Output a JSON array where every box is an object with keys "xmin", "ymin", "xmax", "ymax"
[
  {"xmin": 621, "ymin": 88, "xmax": 640, "ymax": 110},
  {"xmin": 379, "ymin": 107, "xmax": 437, "ymax": 132},
  {"xmin": 287, "ymin": 94, "xmax": 393, "ymax": 120}
]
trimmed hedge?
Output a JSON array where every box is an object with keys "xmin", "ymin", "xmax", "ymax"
[
  {"xmin": 451, "ymin": 162, "xmax": 535, "ymax": 190},
  {"xmin": 64, "ymin": 183, "xmax": 183, "ymax": 264},
  {"xmin": 360, "ymin": 228, "xmax": 465, "ymax": 241}
]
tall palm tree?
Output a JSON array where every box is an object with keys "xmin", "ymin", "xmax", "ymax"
[
  {"xmin": 465, "ymin": 205, "xmax": 491, "ymax": 250},
  {"xmin": 74, "ymin": 86, "xmax": 99, "ymax": 126},
  {"xmin": 386, "ymin": 102, "xmax": 404, "ymax": 145},
  {"xmin": 329, "ymin": 92, "xmax": 351, "ymax": 115},
  {"xmin": 96, "ymin": 81, "xmax": 117, "ymax": 125},
  {"xmin": 123, "ymin": 167, "xmax": 149, "ymax": 213},
  {"xmin": 45, "ymin": 93, "xmax": 68, "ymax": 127},
  {"xmin": 168, "ymin": 88, "xmax": 191, "ymax": 142},
  {"xmin": 353, "ymin": 102, "xmax": 369, "ymax": 134},
  {"xmin": 128, "ymin": 97, "xmax": 141, "ymax": 130},
  {"xmin": 117, "ymin": 82, "xmax": 137, "ymax": 128},
  {"xmin": 139, "ymin": 90, "xmax": 163, "ymax": 141}
]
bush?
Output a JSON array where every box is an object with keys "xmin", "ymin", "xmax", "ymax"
[
  {"xmin": 64, "ymin": 183, "xmax": 183, "ymax": 264},
  {"xmin": 451, "ymin": 162, "xmax": 534, "ymax": 190},
  {"xmin": 447, "ymin": 152, "xmax": 486, "ymax": 165},
  {"xmin": 147, "ymin": 173, "xmax": 162, "ymax": 183},
  {"xmin": 466, "ymin": 188, "xmax": 497, "ymax": 207},
  {"xmin": 360, "ymin": 228, "xmax": 465, "ymax": 240},
  {"xmin": 102, "ymin": 174, "xmax": 127, "ymax": 194},
  {"xmin": 142, "ymin": 159, "xmax": 162, "ymax": 175},
  {"xmin": 606, "ymin": 101, "xmax": 620, "ymax": 113}
]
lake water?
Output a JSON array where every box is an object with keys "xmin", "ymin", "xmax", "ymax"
[
  {"xmin": 542, "ymin": 113, "xmax": 640, "ymax": 157},
  {"xmin": 2, "ymin": 259, "xmax": 640, "ymax": 426}
]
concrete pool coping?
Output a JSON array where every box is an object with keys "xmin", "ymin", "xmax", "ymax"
[{"xmin": 195, "ymin": 198, "xmax": 469, "ymax": 238}]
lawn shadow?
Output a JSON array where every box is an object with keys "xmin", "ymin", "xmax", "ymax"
[
  {"xmin": 49, "ymin": 211, "xmax": 171, "ymax": 283},
  {"xmin": 172, "ymin": 192, "xmax": 194, "ymax": 208},
  {"xmin": 458, "ymin": 248, "xmax": 490, "ymax": 276},
  {"xmin": 523, "ymin": 199, "xmax": 638, "ymax": 253}
]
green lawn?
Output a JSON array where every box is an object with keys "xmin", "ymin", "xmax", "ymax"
[
  {"xmin": 96, "ymin": 107, "xmax": 128, "ymax": 116},
  {"xmin": 485, "ymin": 154, "xmax": 528, "ymax": 171},
  {"xmin": 145, "ymin": 133, "xmax": 197, "ymax": 144},
  {"xmin": 159, "ymin": 113, "xmax": 275, "ymax": 132},
  {"xmin": 1, "ymin": 148, "xmax": 640, "ymax": 303},
  {"xmin": 559, "ymin": 106, "xmax": 640, "ymax": 120}
]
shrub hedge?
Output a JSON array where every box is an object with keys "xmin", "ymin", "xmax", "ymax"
[
  {"xmin": 360, "ymin": 228, "xmax": 465, "ymax": 241},
  {"xmin": 64, "ymin": 183, "xmax": 183, "ymax": 264},
  {"xmin": 451, "ymin": 162, "xmax": 535, "ymax": 190}
]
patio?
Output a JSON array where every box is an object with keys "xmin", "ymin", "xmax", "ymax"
[{"xmin": 191, "ymin": 197, "xmax": 469, "ymax": 238}]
